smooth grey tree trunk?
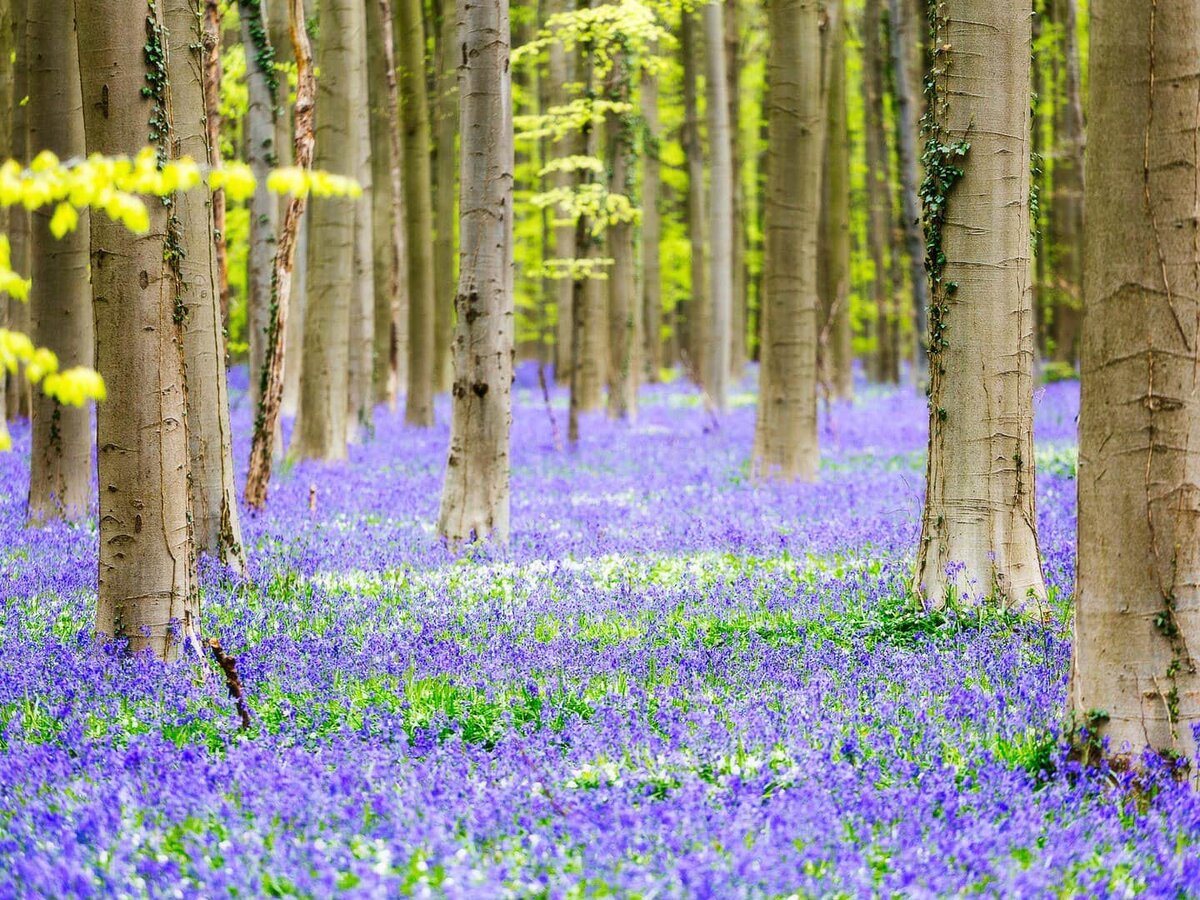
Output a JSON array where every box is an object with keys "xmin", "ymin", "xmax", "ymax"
[
  {"xmin": 6, "ymin": 0, "xmax": 29, "ymax": 423},
  {"xmin": 641, "ymin": 60, "xmax": 662, "ymax": 382},
  {"xmin": 437, "ymin": 0, "xmax": 513, "ymax": 543},
  {"xmin": 432, "ymin": 0, "xmax": 457, "ymax": 395},
  {"xmin": 79, "ymin": 0, "xmax": 199, "ymax": 660},
  {"xmin": 680, "ymin": 11, "xmax": 708, "ymax": 383},
  {"xmin": 604, "ymin": 53, "xmax": 638, "ymax": 421},
  {"xmin": 704, "ymin": 0, "xmax": 733, "ymax": 412},
  {"xmin": 347, "ymin": 2, "xmax": 375, "ymax": 439},
  {"xmin": 1071, "ymin": 0, "xmax": 1200, "ymax": 769},
  {"xmin": 27, "ymin": 0, "xmax": 92, "ymax": 523}
]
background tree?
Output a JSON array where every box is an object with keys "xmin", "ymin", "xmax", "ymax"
[
  {"xmin": 433, "ymin": 0, "xmax": 458, "ymax": 395},
  {"xmin": 167, "ymin": 0, "xmax": 246, "ymax": 570},
  {"xmin": 753, "ymin": 0, "xmax": 822, "ymax": 481},
  {"xmin": 1071, "ymin": 0, "xmax": 1200, "ymax": 766},
  {"xmin": 6, "ymin": 0, "xmax": 29, "ymax": 423},
  {"xmin": 26, "ymin": 0, "xmax": 92, "ymax": 523},
  {"xmin": 704, "ymin": 0, "xmax": 733, "ymax": 412},
  {"xmin": 438, "ymin": 0, "xmax": 514, "ymax": 544},
  {"xmin": 914, "ymin": 0, "xmax": 1045, "ymax": 609}
]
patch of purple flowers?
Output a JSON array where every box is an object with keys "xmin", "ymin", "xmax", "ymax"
[{"xmin": 1, "ymin": 367, "xmax": 1197, "ymax": 897}]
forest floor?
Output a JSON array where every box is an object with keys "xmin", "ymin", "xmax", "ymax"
[{"xmin": 1, "ymin": 366, "xmax": 1198, "ymax": 896}]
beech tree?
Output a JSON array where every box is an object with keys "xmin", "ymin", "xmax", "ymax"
[
  {"xmin": 437, "ymin": 0, "xmax": 514, "ymax": 543},
  {"xmin": 914, "ymin": 1, "xmax": 1045, "ymax": 608},
  {"xmin": 27, "ymin": 0, "xmax": 92, "ymax": 523},
  {"xmin": 78, "ymin": 0, "xmax": 198, "ymax": 659},
  {"xmin": 753, "ymin": 0, "xmax": 822, "ymax": 481},
  {"xmin": 293, "ymin": 0, "xmax": 362, "ymax": 461},
  {"xmin": 166, "ymin": 0, "xmax": 246, "ymax": 570},
  {"xmin": 703, "ymin": 0, "xmax": 733, "ymax": 412},
  {"xmin": 1071, "ymin": 0, "xmax": 1200, "ymax": 766},
  {"xmin": 433, "ymin": 0, "xmax": 457, "ymax": 395}
]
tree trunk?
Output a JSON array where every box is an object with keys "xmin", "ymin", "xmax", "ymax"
[
  {"xmin": 438, "ymin": 0, "xmax": 513, "ymax": 543},
  {"xmin": 915, "ymin": 0, "xmax": 1044, "ymax": 609},
  {"xmin": 367, "ymin": 0, "xmax": 406, "ymax": 407},
  {"xmin": 680, "ymin": 11, "xmax": 708, "ymax": 384},
  {"xmin": 78, "ymin": 0, "xmax": 198, "ymax": 660},
  {"xmin": 1071, "ymin": 0, "xmax": 1200, "ymax": 768},
  {"xmin": 892, "ymin": 0, "xmax": 926, "ymax": 381},
  {"xmin": 432, "ymin": 0, "xmax": 457, "ymax": 395},
  {"xmin": 397, "ymin": 0, "xmax": 436, "ymax": 425},
  {"xmin": 725, "ymin": 0, "xmax": 746, "ymax": 378},
  {"xmin": 27, "ymin": 0, "xmax": 92, "ymax": 523},
  {"xmin": 753, "ymin": 0, "xmax": 822, "ymax": 481},
  {"xmin": 6, "ymin": 0, "xmax": 30, "ymax": 423},
  {"xmin": 704, "ymin": 0, "xmax": 733, "ymax": 412},
  {"xmin": 604, "ymin": 56, "xmax": 638, "ymax": 421},
  {"xmin": 244, "ymin": 0, "xmax": 316, "ymax": 509},
  {"xmin": 292, "ymin": 0, "xmax": 361, "ymax": 460},
  {"xmin": 818, "ymin": 8, "xmax": 853, "ymax": 399},
  {"xmin": 241, "ymin": 0, "xmax": 279, "ymax": 414},
  {"xmin": 1047, "ymin": 0, "xmax": 1084, "ymax": 365},
  {"xmin": 572, "ymin": 43, "xmax": 606, "ymax": 415},
  {"xmin": 888, "ymin": 0, "xmax": 928, "ymax": 380},
  {"xmin": 203, "ymin": 0, "xmax": 230, "ymax": 340},
  {"xmin": 641, "ymin": 59, "xmax": 662, "ymax": 382},
  {"xmin": 347, "ymin": 6, "xmax": 375, "ymax": 439},
  {"xmin": 0, "ymin": 0, "xmax": 11, "ymax": 448},
  {"xmin": 548, "ymin": 0, "xmax": 575, "ymax": 384},
  {"xmin": 166, "ymin": 0, "xmax": 246, "ymax": 571},
  {"xmin": 862, "ymin": 0, "xmax": 893, "ymax": 386}
]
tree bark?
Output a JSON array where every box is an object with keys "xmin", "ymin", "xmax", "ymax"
[
  {"xmin": 915, "ymin": 0, "xmax": 1044, "ymax": 609},
  {"xmin": 548, "ymin": 0, "xmax": 574, "ymax": 383},
  {"xmin": 641, "ymin": 60, "xmax": 662, "ymax": 382},
  {"xmin": 725, "ymin": 0, "xmax": 746, "ymax": 378},
  {"xmin": 203, "ymin": 0, "xmax": 230, "ymax": 340},
  {"xmin": 753, "ymin": 0, "xmax": 822, "ymax": 481},
  {"xmin": 818, "ymin": 8, "xmax": 853, "ymax": 399},
  {"xmin": 292, "ymin": 0, "xmax": 360, "ymax": 460},
  {"xmin": 78, "ymin": 0, "xmax": 198, "ymax": 660},
  {"xmin": 26, "ymin": 0, "xmax": 92, "ymax": 523},
  {"xmin": 571, "ymin": 42, "xmax": 606, "ymax": 415},
  {"xmin": 244, "ymin": 0, "xmax": 316, "ymax": 509},
  {"xmin": 6, "ymin": 0, "xmax": 30, "ymax": 423},
  {"xmin": 862, "ymin": 0, "xmax": 893, "ymax": 385},
  {"xmin": 367, "ymin": 0, "xmax": 406, "ymax": 407},
  {"xmin": 166, "ymin": 0, "xmax": 246, "ymax": 572},
  {"xmin": 432, "ymin": 0, "xmax": 457, "ymax": 395},
  {"xmin": 1071, "ymin": 0, "xmax": 1200, "ymax": 767},
  {"xmin": 0, "ymin": 0, "xmax": 11, "ymax": 447},
  {"xmin": 1047, "ymin": 0, "xmax": 1084, "ymax": 365},
  {"xmin": 704, "ymin": 0, "xmax": 733, "ymax": 412},
  {"xmin": 396, "ymin": 0, "xmax": 437, "ymax": 425},
  {"xmin": 347, "ymin": 5, "xmax": 375, "ymax": 439},
  {"xmin": 241, "ymin": 0, "xmax": 279, "ymax": 414},
  {"xmin": 888, "ymin": 0, "xmax": 928, "ymax": 380},
  {"xmin": 604, "ymin": 55, "xmax": 638, "ymax": 421},
  {"xmin": 680, "ymin": 11, "xmax": 708, "ymax": 383},
  {"xmin": 437, "ymin": 0, "xmax": 513, "ymax": 543}
]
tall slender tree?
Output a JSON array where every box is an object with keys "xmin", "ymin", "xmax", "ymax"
[
  {"xmin": 547, "ymin": 0, "xmax": 575, "ymax": 383},
  {"xmin": 915, "ymin": 0, "xmax": 1044, "ymax": 608},
  {"xmin": 166, "ymin": 0, "xmax": 246, "ymax": 571},
  {"xmin": 753, "ymin": 0, "xmax": 822, "ymax": 480},
  {"xmin": 438, "ymin": 0, "xmax": 513, "ymax": 543},
  {"xmin": 433, "ymin": 0, "xmax": 458, "ymax": 395},
  {"xmin": 241, "ymin": 0, "xmax": 279, "ymax": 413},
  {"xmin": 397, "ymin": 0, "xmax": 437, "ymax": 426},
  {"xmin": 861, "ymin": 0, "xmax": 894, "ymax": 385},
  {"xmin": 604, "ymin": 50, "xmax": 638, "ymax": 420},
  {"xmin": 1071, "ymin": 0, "xmax": 1200, "ymax": 767},
  {"xmin": 78, "ymin": 0, "xmax": 198, "ymax": 659},
  {"xmin": 641, "ymin": 60, "xmax": 662, "ymax": 381},
  {"xmin": 680, "ymin": 10, "xmax": 708, "ymax": 383},
  {"xmin": 0, "ymin": 0, "xmax": 11, "ymax": 442},
  {"xmin": 293, "ymin": 0, "xmax": 361, "ymax": 460},
  {"xmin": 347, "ymin": 5, "xmax": 375, "ymax": 438},
  {"xmin": 6, "ymin": 0, "xmax": 30, "ymax": 423},
  {"xmin": 27, "ymin": 0, "xmax": 92, "ymax": 523},
  {"xmin": 704, "ymin": 0, "xmax": 733, "ymax": 412},
  {"xmin": 725, "ymin": 0, "xmax": 746, "ymax": 377}
]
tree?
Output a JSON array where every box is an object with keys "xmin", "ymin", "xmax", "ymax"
[
  {"xmin": 888, "ymin": 0, "xmax": 928, "ymax": 378},
  {"xmin": 347, "ymin": 13, "xmax": 375, "ymax": 439},
  {"xmin": 604, "ymin": 42, "xmax": 639, "ymax": 421},
  {"xmin": 1070, "ymin": 0, "xmax": 1200, "ymax": 766},
  {"xmin": 241, "ymin": 0, "xmax": 279, "ymax": 414},
  {"xmin": 77, "ymin": 0, "xmax": 198, "ymax": 659},
  {"xmin": 6, "ymin": 0, "xmax": 29, "ymax": 424},
  {"xmin": 753, "ymin": 0, "xmax": 822, "ymax": 481},
  {"xmin": 725, "ymin": 0, "xmax": 746, "ymax": 378},
  {"xmin": 861, "ymin": 0, "xmax": 893, "ymax": 385},
  {"xmin": 1046, "ymin": 0, "xmax": 1084, "ymax": 365},
  {"xmin": 817, "ymin": 5, "xmax": 852, "ymax": 398},
  {"xmin": 640, "ymin": 58, "xmax": 662, "ymax": 381},
  {"xmin": 679, "ymin": 10, "xmax": 708, "ymax": 383},
  {"xmin": 433, "ymin": 0, "xmax": 457, "ymax": 395},
  {"xmin": 27, "ymin": 0, "xmax": 92, "ymax": 523},
  {"xmin": 292, "ymin": 0, "xmax": 362, "ymax": 461},
  {"xmin": 703, "ymin": 0, "xmax": 733, "ymax": 412},
  {"xmin": 914, "ymin": 1, "xmax": 1044, "ymax": 609},
  {"xmin": 166, "ymin": 0, "xmax": 246, "ymax": 570},
  {"xmin": 437, "ymin": 0, "xmax": 514, "ymax": 543},
  {"xmin": 396, "ymin": 0, "xmax": 437, "ymax": 426},
  {"xmin": 547, "ymin": 0, "xmax": 575, "ymax": 383}
]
